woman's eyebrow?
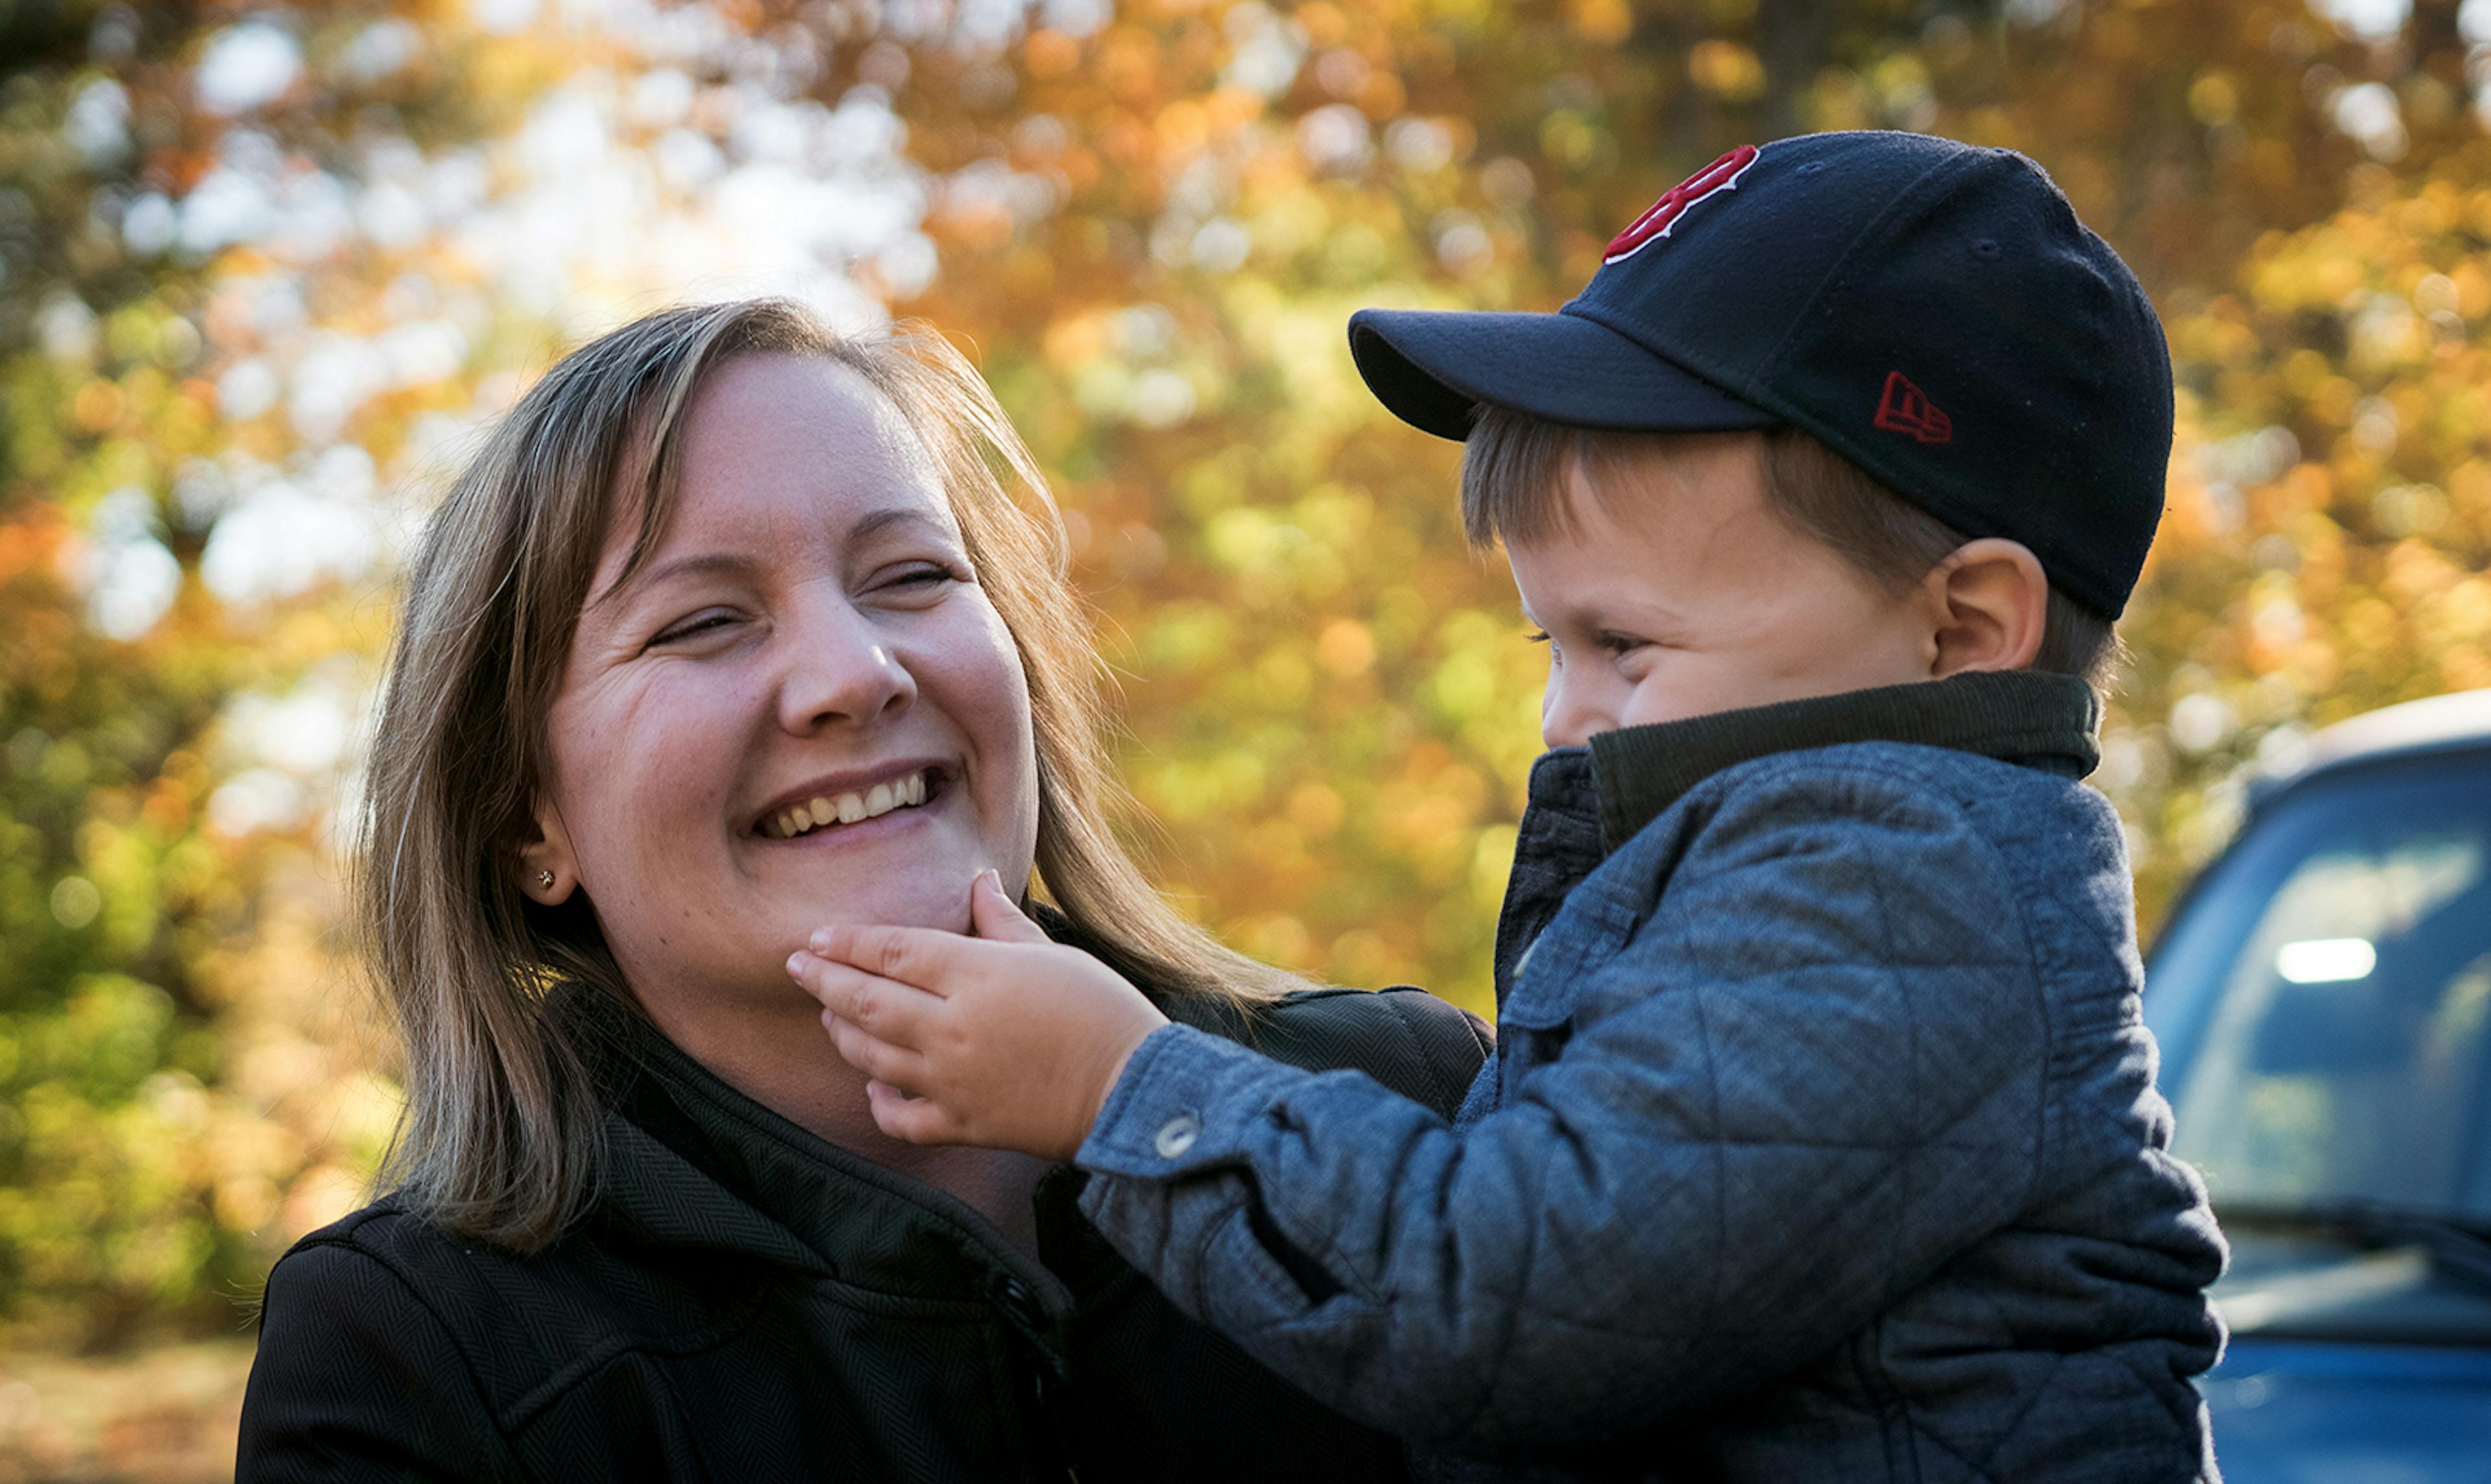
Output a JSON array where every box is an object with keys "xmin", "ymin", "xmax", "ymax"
[
  {"xmin": 848, "ymin": 507, "xmax": 953, "ymax": 544},
  {"xmin": 590, "ymin": 551, "xmax": 754, "ymax": 610},
  {"xmin": 589, "ymin": 507, "xmax": 954, "ymax": 609}
]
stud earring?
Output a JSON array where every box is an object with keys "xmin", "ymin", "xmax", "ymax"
[{"xmin": 536, "ymin": 870, "xmax": 555, "ymax": 890}]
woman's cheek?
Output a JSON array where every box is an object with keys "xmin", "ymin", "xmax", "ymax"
[
  {"xmin": 941, "ymin": 595, "xmax": 1039, "ymax": 859},
  {"xmin": 573, "ymin": 658, "xmax": 754, "ymax": 878}
]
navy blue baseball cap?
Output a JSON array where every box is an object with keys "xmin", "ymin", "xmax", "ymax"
[{"xmin": 1348, "ymin": 130, "xmax": 2173, "ymax": 617}]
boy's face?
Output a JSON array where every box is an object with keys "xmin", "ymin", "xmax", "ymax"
[{"xmin": 1507, "ymin": 432, "xmax": 1941, "ymax": 749}]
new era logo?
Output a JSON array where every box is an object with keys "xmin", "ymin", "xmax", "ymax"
[
  {"xmin": 1604, "ymin": 145, "xmax": 1760, "ymax": 265},
  {"xmin": 1873, "ymin": 371, "xmax": 1953, "ymax": 446}
]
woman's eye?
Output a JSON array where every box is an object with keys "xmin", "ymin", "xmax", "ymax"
[
  {"xmin": 876, "ymin": 561, "xmax": 963, "ymax": 595},
  {"xmin": 652, "ymin": 611, "xmax": 738, "ymax": 645}
]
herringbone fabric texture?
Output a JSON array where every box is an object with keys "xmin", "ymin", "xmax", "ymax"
[{"xmin": 237, "ymin": 975, "xmax": 1491, "ymax": 1483}]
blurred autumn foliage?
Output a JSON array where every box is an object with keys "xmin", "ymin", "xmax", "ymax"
[{"xmin": 1, "ymin": 0, "xmax": 2488, "ymax": 1415}]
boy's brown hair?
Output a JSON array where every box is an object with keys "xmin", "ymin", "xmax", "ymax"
[{"xmin": 1460, "ymin": 407, "xmax": 2123, "ymax": 696}]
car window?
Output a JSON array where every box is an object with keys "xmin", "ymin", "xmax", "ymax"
[{"xmin": 2148, "ymin": 750, "xmax": 2491, "ymax": 1220}]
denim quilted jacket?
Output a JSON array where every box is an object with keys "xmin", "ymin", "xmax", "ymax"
[{"xmin": 1074, "ymin": 672, "xmax": 2228, "ymax": 1482}]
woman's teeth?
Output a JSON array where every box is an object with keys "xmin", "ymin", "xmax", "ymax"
[{"xmin": 762, "ymin": 771, "xmax": 929, "ymax": 839}]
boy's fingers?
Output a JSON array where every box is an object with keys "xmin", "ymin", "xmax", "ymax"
[
  {"xmin": 967, "ymin": 869, "xmax": 1052, "ymax": 944},
  {"xmin": 788, "ymin": 951, "xmax": 936, "ymax": 1043},
  {"xmin": 866, "ymin": 1079, "xmax": 965, "ymax": 1146},
  {"xmin": 806, "ymin": 923, "xmax": 976, "ymax": 993},
  {"xmin": 820, "ymin": 1008, "xmax": 932, "ymax": 1092}
]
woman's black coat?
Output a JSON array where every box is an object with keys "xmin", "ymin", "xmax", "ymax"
[{"xmin": 236, "ymin": 964, "xmax": 1491, "ymax": 1482}]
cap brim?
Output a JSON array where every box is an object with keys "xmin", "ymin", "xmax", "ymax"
[{"xmin": 1348, "ymin": 307, "xmax": 1775, "ymax": 441}]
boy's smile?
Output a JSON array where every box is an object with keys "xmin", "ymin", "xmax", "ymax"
[{"xmin": 1506, "ymin": 431, "xmax": 1947, "ymax": 750}]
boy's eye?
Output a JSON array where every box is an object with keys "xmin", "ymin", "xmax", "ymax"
[
  {"xmin": 1524, "ymin": 629, "xmax": 1552, "ymax": 645},
  {"xmin": 1596, "ymin": 632, "xmax": 1648, "ymax": 656}
]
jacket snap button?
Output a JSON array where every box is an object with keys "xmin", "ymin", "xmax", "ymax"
[
  {"xmin": 1153, "ymin": 1114, "xmax": 1200, "ymax": 1158},
  {"xmin": 999, "ymin": 1278, "xmax": 1046, "ymax": 1330}
]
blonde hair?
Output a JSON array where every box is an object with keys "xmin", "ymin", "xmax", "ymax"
[
  {"xmin": 360, "ymin": 299, "xmax": 1288, "ymax": 1251},
  {"xmin": 1460, "ymin": 408, "xmax": 2123, "ymax": 695}
]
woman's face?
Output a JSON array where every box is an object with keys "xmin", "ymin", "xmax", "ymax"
[{"xmin": 530, "ymin": 352, "xmax": 1040, "ymax": 1018}]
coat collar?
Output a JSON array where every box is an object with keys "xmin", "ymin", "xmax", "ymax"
[
  {"xmin": 1585, "ymin": 670, "xmax": 2101, "ymax": 850},
  {"xmin": 558, "ymin": 983, "xmax": 1076, "ymax": 1342},
  {"xmin": 555, "ymin": 918, "xmax": 1260, "ymax": 1336},
  {"xmin": 1491, "ymin": 672, "xmax": 2100, "ymax": 1011}
]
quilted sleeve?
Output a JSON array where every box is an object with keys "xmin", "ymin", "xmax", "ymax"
[
  {"xmin": 237, "ymin": 1239, "xmax": 518, "ymax": 1483},
  {"xmin": 1073, "ymin": 760, "xmax": 2047, "ymax": 1456}
]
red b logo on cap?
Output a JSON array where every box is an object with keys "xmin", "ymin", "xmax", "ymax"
[{"xmin": 1604, "ymin": 145, "xmax": 1761, "ymax": 265}]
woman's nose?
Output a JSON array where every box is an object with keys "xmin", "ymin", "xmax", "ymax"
[{"xmin": 776, "ymin": 601, "xmax": 917, "ymax": 735}]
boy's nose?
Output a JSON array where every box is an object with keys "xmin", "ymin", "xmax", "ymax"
[
  {"xmin": 1543, "ymin": 720, "xmax": 1594, "ymax": 750},
  {"xmin": 1541, "ymin": 686, "xmax": 1595, "ymax": 750}
]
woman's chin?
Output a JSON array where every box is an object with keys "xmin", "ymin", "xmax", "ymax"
[
  {"xmin": 740, "ymin": 808, "xmax": 999, "ymax": 931},
  {"xmin": 769, "ymin": 860, "xmax": 989, "ymax": 936},
  {"xmin": 795, "ymin": 889, "xmax": 973, "ymax": 935}
]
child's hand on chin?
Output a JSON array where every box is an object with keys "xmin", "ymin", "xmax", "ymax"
[{"xmin": 786, "ymin": 869, "xmax": 1171, "ymax": 1162}]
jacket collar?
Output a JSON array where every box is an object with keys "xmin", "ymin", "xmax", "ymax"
[
  {"xmin": 560, "ymin": 985, "xmax": 1073, "ymax": 1326},
  {"xmin": 557, "ymin": 916, "xmax": 1258, "ymax": 1330},
  {"xmin": 1491, "ymin": 672, "xmax": 2100, "ymax": 1008},
  {"xmin": 1585, "ymin": 670, "xmax": 2101, "ymax": 850}
]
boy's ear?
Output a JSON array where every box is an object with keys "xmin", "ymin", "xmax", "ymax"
[
  {"xmin": 516, "ymin": 794, "xmax": 582, "ymax": 905},
  {"xmin": 1923, "ymin": 538, "xmax": 2047, "ymax": 678}
]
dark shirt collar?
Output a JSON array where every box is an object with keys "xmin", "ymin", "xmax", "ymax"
[{"xmin": 1585, "ymin": 670, "xmax": 2102, "ymax": 850}]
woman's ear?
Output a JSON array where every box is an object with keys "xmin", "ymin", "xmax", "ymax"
[
  {"xmin": 1923, "ymin": 538, "xmax": 2048, "ymax": 677},
  {"xmin": 517, "ymin": 796, "xmax": 582, "ymax": 905}
]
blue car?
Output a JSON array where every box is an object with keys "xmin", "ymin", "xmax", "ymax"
[{"xmin": 2145, "ymin": 686, "xmax": 2491, "ymax": 1479}]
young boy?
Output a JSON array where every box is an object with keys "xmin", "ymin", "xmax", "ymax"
[{"xmin": 789, "ymin": 131, "xmax": 2227, "ymax": 1481}]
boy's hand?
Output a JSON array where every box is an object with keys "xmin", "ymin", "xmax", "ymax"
[{"xmin": 786, "ymin": 870, "xmax": 1170, "ymax": 1162}]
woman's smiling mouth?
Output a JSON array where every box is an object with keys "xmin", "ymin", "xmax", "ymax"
[{"xmin": 757, "ymin": 768, "xmax": 938, "ymax": 840}]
